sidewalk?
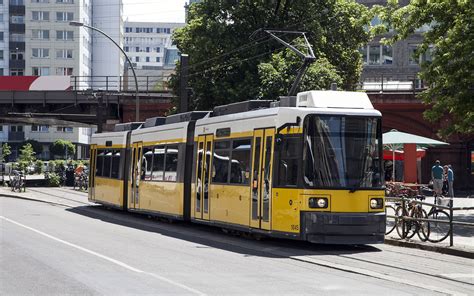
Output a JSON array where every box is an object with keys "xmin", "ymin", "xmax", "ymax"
[
  {"xmin": 1, "ymin": 186, "xmax": 473, "ymax": 258},
  {"xmin": 385, "ymin": 196, "xmax": 474, "ymax": 258}
]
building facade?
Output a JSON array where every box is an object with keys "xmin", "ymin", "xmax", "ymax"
[
  {"xmin": 0, "ymin": 0, "xmax": 123, "ymax": 82},
  {"xmin": 0, "ymin": 123, "xmax": 94, "ymax": 161},
  {"xmin": 123, "ymin": 21, "xmax": 183, "ymax": 70}
]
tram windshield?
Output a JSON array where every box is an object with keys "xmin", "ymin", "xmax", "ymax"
[{"xmin": 303, "ymin": 115, "xmax": 382, "ymax": 189}]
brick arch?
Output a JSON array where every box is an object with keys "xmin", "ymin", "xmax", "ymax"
[{"xmin": 381, "ymin": 111, "xmax": 434, "ymax": 137}]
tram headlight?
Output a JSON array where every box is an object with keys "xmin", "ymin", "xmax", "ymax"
[
  {"xmin": 309, "ymin": 197, "xmax": 328, "ymax": 209},
  {"xmin": 370, "ymin": 198, "xmax": 384, "ymax": 209}
]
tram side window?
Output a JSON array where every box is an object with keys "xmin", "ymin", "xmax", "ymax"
[
  {"xmin": 152, "ymin": 145, "xmax": 165, "ymax": 181},
  {"xmin": 277, "ymin": 136, "xmax": 300, "ymax": 186},
  {"xmin": 96, "ymin": 150, "xmax": 104, "ymax": 177},
  {"xmin": 102, "ymin": 150, "xmax": 112, "ymax": 178},
  {"xmin": 142, "ymin": 147, "xmax": 153, "ymax": 180},
  {"xmin": 229, "ymin": 139, "xmax": 251, "ymax": 185},
  {"xmin": 111, "ymin": 150, "xmax": 121, "ymax": 179},
  {"xmin": 164, "ymin": 146, "xmax": 179, "ymax": 182},
  {"xmin": 212, "ymin": 141, "xmax": 230, "ymax": 183}
]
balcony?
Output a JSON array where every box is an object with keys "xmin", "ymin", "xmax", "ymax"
[
  {"xmin": 9, "ymin": 59, "xmax": 25, "ymax": 68},
  {"xmin": 9, "ymin": 41, "xmax": 25, "ymax": 51},
  {"xmin": 9, "ymin": 6, "xmax": 25, "ymax": 15},
  {"xmin": 8, "ymin": 131, "xmax": 25, "ymax": 142},
  {"xmin": 9, "ymin": 23, "xmax": 25, "ymax": 33}
]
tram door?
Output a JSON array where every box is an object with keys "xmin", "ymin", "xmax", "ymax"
[
  {"xmin": 89, "ymin": 145, "xmax": 97, "ymax": 198},
  {"xmin": 130, "ymin": 142, "xmax": 143, "ymax": 209},
  {"xmin": 195, "ymin": 135, "xmax": 213, "ymax": 220},
  {"xmin": 250, "ymin": 128, "xmax": 275, "ymax": 230}
]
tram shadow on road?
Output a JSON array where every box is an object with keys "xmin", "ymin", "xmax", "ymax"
[{"xmin": 66, "ymin": 205, "xmax": 382, "ymax": 258}]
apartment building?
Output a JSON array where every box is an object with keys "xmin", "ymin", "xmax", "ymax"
[
  {"xmin": 0, "ymin": 123, "xmax": 94, "ymax": 160},
  {"xmin": 0, "ymin": 2, "xmax": 8, "ymax": 75},
  {"xmin": 0, "ymin": 0, "xmax": 123, "ymax": 82},
  {"xmin": 124, "ymin": 21, "xmax": 183, "ymax": 70}
]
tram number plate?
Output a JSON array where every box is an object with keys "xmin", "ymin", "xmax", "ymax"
[{"xmin": 291, "ymin": 224, "xmax": 299, "ymax": 231}]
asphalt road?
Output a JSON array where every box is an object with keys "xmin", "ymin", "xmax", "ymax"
[{"xmin": 1, "ymin": 190, "xmax": 473, "ymax": 295}]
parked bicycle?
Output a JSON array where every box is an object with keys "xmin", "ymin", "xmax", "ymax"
[
  {"xmin": 395, "ymin": 195, "xmax": 430, "ymax": 241},
  {"xmin": 425, "ymin": 194, "xmax": 451, "ymax": 243},
  {"xmin": 9, "ymin": 170, "xmax": 26, "ymax": 192}
]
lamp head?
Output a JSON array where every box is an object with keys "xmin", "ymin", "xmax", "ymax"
[{"xmin": 69, "ymin": 21, "xmax": 84, "ymax": 27}]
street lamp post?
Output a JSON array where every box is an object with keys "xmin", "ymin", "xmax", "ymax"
[{"xmin": 69, "ymin": 21, "xmax": 140, "ymax": 122}]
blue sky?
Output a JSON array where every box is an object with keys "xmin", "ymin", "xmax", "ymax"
[{"xmin": 122, "ymin": 0, "xmax": 187, "ymax": 23}]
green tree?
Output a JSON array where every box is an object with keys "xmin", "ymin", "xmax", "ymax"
[
  {"xmin": 377, "ymin": 0, "xmax": 473, "ymax": 137},
  {"xmin": 172, "ymin": 0, "xmax": 371, "ymax": 110},
  {"xmin": 18, "ymin": 143, "xmax": 36, "ymax": 173},
  {"xmin": 0, "ymin": 143, "xmax": 11, "ymax": 162},
  {"xmin": 20, "ymin": 139, "xmax": 43, "ymax": 156},
  {"xmin": 49, "ymin": 140, "xmax": 76, "ymax": 159}
]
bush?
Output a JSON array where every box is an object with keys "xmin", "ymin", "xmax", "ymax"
[
  {"xmin": 34, "ymin": 160, "xmax": 44, "ymax": 174},
  {"xmin": 50, "ymin": 140, "xmax": 75, "ymax": 159},
  {"xmin": 46, "ymin": 172, "xmax": 61, "ymax": 187}
]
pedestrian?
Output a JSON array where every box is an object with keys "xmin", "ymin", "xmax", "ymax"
[
  {"xmin": 442, "ymin": 165, "xmax": 449, "ymax": 196},
  {"xmin": 431, "ymin": 160, "xmax": 444, "ymax": 197},
  {"xmin": 447, "ymin": 165, "xmax": 454, "ymax": 198}
]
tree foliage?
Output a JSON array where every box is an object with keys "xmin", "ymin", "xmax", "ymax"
[
  {"xmin": 21, "ymin": 139, "xmax": 43, "ymax": 156},
  {"xmin": 172, "ymin": 0, "xmax": 372, "ymax": 110},
  {"xmin": 50, "ymin": 140, "xmax": 75, "ymax": 158},
  {"xmin": 377, "ymin": 0, "xmax": 473, "ymax": 137},
  {"xmin": 0, "ymin": 143, "xmax": 11, "ymax": 162}
]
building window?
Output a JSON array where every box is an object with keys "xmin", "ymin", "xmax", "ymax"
[
  {"xmin": 146, "ymin": 57, "xmax": 150, "ymax": 62},
  {"xmin": 0, "ymin": 50, "xmax": 3, "ymax": 60},
  {"xmin": 10, "ymin": 126, "xmax": 23, "ymax": 132},
  {"xmin": 0, "ymin": 14, "xmax": 3, "ymax": 22},
  {"xmin": 368, "ymin": 45, "xmax": 380, "ymax": 65},
  {"xmin": 135, "ymin": 46, "xmax": 140, "ymax": 52},
  {"xmin": 10, "ymin": 33, "xmax": 24, "ymax": 42},
  {"xmin": 155, "ymin": 57, "xmax": 160, "ymax": 62},
  {"xmin": 32, "ymin": 0, "xmax": 50, "ymax": 3},
  {"xmin": 32, "ymin": 29, "xmax": 50, "ymax": 39},
  {"xmin": 32, "ymin": 67, "xmax": 50, "ymax": 76},
  {"xmin": 155, "ymin": 47, "xmax": 160, "ymax": 53},
  {"xmin": 0, "ymin": 32, "xmax": 3, "ymax": 41},
  {"xmin": 10, "ymin": 15, "xmax": 25, "ymax": 24},
  {"xmin": 10, "ymin": 51, "xmax": 24, "ymax": 60},
  {"xmin": 57, "ymin": 126, "xmax": 73, "ymax": 132},
  {"xmin": 56, "ymin": 67, "xmax": 73, "ymax": 75},
  {"xmin": 10, "ymin": 0, "xmax": 23, "ymax": 5},
  {"xmin": 10, "ymin": 69, "xmax": 24, "ymax": 76},
  {"xmin": 360, "ymin": 45, "xmax": 393, "ymax": 66},
  {"xmin": 56, "ymin": 30, "xmax": 73, "ymax": 40},
  {"xmin": 0, "ymin": 69, "xmax": 4, "ymax": 76},
  {"xmin": 382, "ymin": 45, "xmax": 393, "ymax": 65},
  {"xmin": 125, "ymin": 27, "xmax": 132, "ymax": 33},
  {"xmin": 56, "ymin": 12, "xmax": 73, "ymax": 21},
  {"xmin": 124, "ymin": 46, "xmax": 129, "ymax": 52},
  {"xmin": 56, "ymin": 0, "xmax": 74, "ymax": 3},
  {"xmin": 135, "ymin": 56, "xmax": 139, "ymax": 62},
  {"xmin": 56, "ymin": 49, "xmax": 73, "ymax": 59},
  {"xmin": 32, "ymin": 48, "xmax": 50, "ymax": 58},
  {"xmin": 146, "ymin": 47, "xmax": 150, "ymax": 52},
  {"xmin": 32, "ymin": 11, "xmax": 50, "ymax": 21},
  {"xmin": 31, "ymin": 125, "xmax": 49, "ymax": 132}
]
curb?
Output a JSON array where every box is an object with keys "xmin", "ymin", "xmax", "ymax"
[
  {"xmin": 384, "ymin": 238, "xmax": 474, "ymax": 259},
  {"xmin": 0, "ymin": 192, "xmax": 72, "ymax": 207}
]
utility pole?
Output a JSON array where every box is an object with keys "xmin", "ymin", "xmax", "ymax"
[{"xmin": 179, "ymin": 54, "xmax": 189, "ymax": 113}]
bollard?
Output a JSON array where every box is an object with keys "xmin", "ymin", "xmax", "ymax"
[{"xmin": 449, "ymin": 198, "xmax": 453, "ymax": 247}]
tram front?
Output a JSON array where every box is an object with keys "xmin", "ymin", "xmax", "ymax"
[{"xmin": 298, "ymin": 112, "xmax": 385, "ymax": 244}]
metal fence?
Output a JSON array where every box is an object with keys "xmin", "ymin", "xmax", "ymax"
[
  {"xmin": 385, "ymin": 196, "xmax": 474, "ymax": 246},
  {"xmin": 357, "ymin": 77, "xmax": 428, "ymax": 93},
  {"xmin": 70, "ymin": 75, "xmax": 173, "ymax": 93}
]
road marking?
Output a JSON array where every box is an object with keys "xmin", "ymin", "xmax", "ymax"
[
  {"xmin": 0, "ymin": 215, "xmax": 206, "ymax": 296},
  {"xmin": 441, "ymin": 274, "xmax": 474, "ymax": 279}
]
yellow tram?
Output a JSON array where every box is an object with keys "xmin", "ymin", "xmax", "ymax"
[{"xmin": 89, "ymin": 90, "xmax": 385, "ymax": 244}]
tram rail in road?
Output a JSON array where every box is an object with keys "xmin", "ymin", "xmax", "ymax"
[{"xmin": 1, "ymin": 188, "xmax": 472, "ymax": 295}]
